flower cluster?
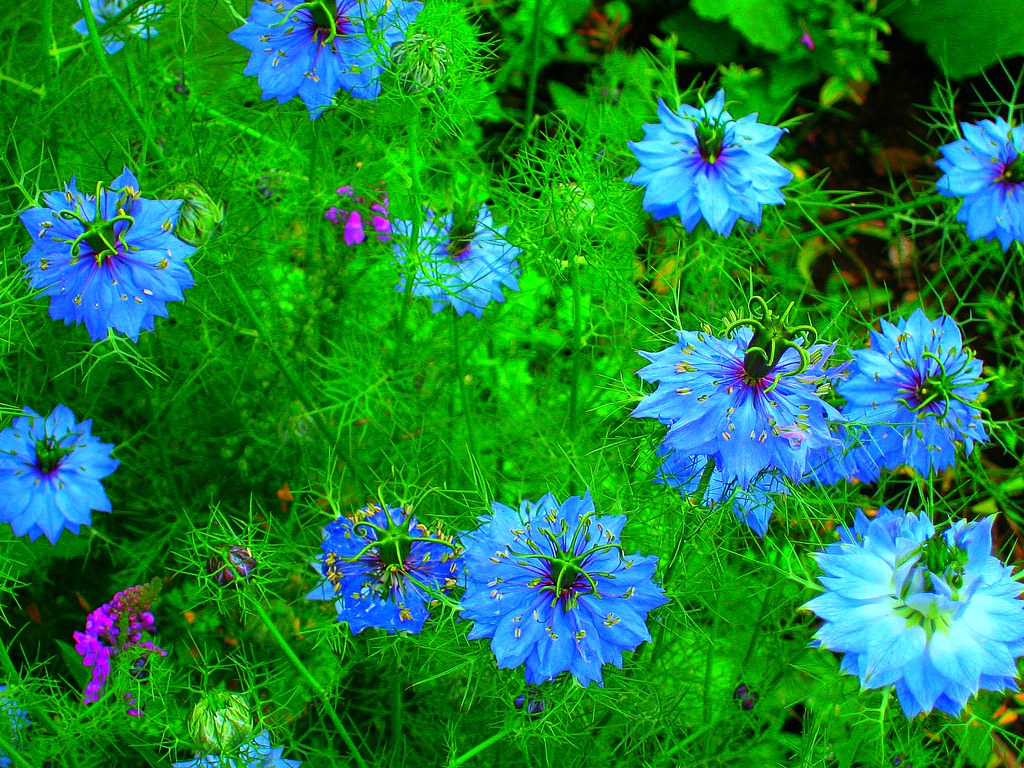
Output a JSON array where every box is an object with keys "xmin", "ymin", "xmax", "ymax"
[
  {"xmin": 72, "ymin": 581, "xmax": 167, "ymax": 711},
  {"xmin": 829, "ymin": 309, "xmax": 988, "ymax": 483},
  {"xmin": 0, "ymin": 405, "xmax": 119, "ymax": 544},
  {"xmin": 325, "ymin": 185, "xmax": 391, "ymax": 245},
  {"xmin": 459, "ymin": 491, "xmax": 668, "ymax": 686},
  {"xmin": 392, "ymin": 205, "xmax": 521, "ymax": 318},
  {"xmin": 19, "ymin": 168, "xmax": 196, "ymax": 342},
  {"xmin": 626, "ymin": 90, "xmax": 793, "ymax": 236},
  {"xmin": 306, "ymin": 503, "xmax": 462, "ymax": 634},
  {"xmin": 229, "ymin": 0, "xmax": 423, "ymax": 118},
  {"xmin": 936, "ymin": 117, "xmax": 1024, "ymax": 250},
  {"xmin": 632, "ymin": 300, "xmax": 844, "ymax": 535},
  {"xmin": 74, "ymin": 0, "xmax": 163, "ymax": 55},
  {"xmin": 0, "ymin": 685, "xmax": 30, "ymax": 768},
  {"xmin": 805, "ymin": 507, "xmax": 1024, "ymax": 717},
  {"xmin": 173, "ymin": 730, "xmax": 301, "ymax": 768}
]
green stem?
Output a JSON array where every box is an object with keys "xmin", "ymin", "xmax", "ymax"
[
  {"xmin": 701, "ymin": 597, "xmax": 722, "ymax": 749},
  {"xmin": 250, "ymin": 601, "xmax": 369, "ymax": 768},
  {"xmin": 451, "ymin": 311, "xmax": 481, "ymax": 468},
  {"xmin": 567, "ymin": 259, "xmax": 582, "ymax": 495},
  {"xmin": 390, "ymin": 662, "xmax": 404, "ymax": 762},
  {"xmin": 522, "ymin": 0, "xmax": 544, "ymax": 143},
  {"xmin": 447, "ymin": 725, "xmax": 517, "ymax": 767},
  {"xmin": 226, "ymin": 273, "xmax": 366, "ymax": 493},
  {"xmin": 79, "ymin": 0, "xmax": 163, "ymax": 159}
]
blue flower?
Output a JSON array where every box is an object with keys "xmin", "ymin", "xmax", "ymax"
[
  {"xmin": 632, "ymin": 302, "xmax": 844, "ymax": 489},
  {"xmin": 459, "ymin": 491, "xmax": 668, "ymax": 686},
  {"xmin": 936, "ymin": 117, "xmax": 1024, "ymax": 251},
  {"xmin": 655, "ymin": 449, "xmax": 784, "ymax": 537},
  {"xmin": 19, "ymin": 168, "xmax": 196, "ymax": 343},
  {"xmin": 626, "ymin": 90, "xmax": 793, "ymax": 236},
  {"xmin": 392, "ymin": 205, "xmax": 521, "ymax": 318},
  {"xmin": 0, "ymin": 405, "xmax": 119, "ymax": 544},
  {"xmin": 0, "ymin": 684, "xmax": 30, "ymax": 768},
  {"xmin": 805, "ymin": 507, "xmax": 1024, "ymax": 717},
  {"xmin": 172, "ymin": 730, "xmax": 301, "ymax": 767},
  {"xmin": 836, "ymin": 309, "xmax": 988, "ymax": 483},
  {"xmin": 305, "ymin": 503, "xmax": 461, "ymax": 634},
  {"xmin": 74, "ymin": 0, "xmax": 163, "ymax": 54},
  {"xmin": 229, "ymin": 0, "xmax": 423, "ymax": 119}
]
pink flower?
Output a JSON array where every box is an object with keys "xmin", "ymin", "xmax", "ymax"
[{"xmin": 326, "ymin": 185, "xmax": 391, "ymax": 245}]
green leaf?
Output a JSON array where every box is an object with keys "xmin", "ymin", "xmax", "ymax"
[
  {"xmin": 691, "ymin": 0, "xmax": 798, "ymax": 54},
  {"xmin": 659, "ymin": 7, "xmax": 741, "ymax": 63},
  {"xmin": 888, "ymin": 0, "xmax": 1024, "ymax": 78}
]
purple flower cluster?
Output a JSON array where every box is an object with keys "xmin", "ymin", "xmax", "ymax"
[
  {"xmin": 325, "ymin": 185, "xmax": 391, "ymax": 245},
  {"xmin": 73, "ymin": 581, "xmax": 166, "ymax": 713}
]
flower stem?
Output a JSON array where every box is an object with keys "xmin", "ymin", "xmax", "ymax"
[
  {"xmin": 78, "ymin": 0, "xmax": 164, "ymax": 159},
  {"xmin": 522, "ymin": 0, "xmax": 545, "ymax": 143},
  {"xmin": 451, "ymin": 311, "xmax": 481, "ymax": 469},
  {"xmin": 249, "ymin": 600, "xmax": 369, "ymax": 768},
  {"xmin": 226, "ymin": 273, "xmax": 366, "ymax": 493},
  {"xmin": 567, "ymin": 260, "xmax": 583, "ymax": 495},
  {"xmin": 447, "ymin": 725, "xmax": 517, "ymax": 767},
  {"xmin": 389, "ymin": 658, "xmax": 405, "ymax": 761}
]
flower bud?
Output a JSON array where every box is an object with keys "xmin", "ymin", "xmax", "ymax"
[
  {"xmin": 207, "ymin": 546, "xmax": 257, "ymax": 586},
  {"xmin": 187, "ymin": 692, "xmax": 254, "ymax": 754},
  {"xmin": 173, "ymin": 181, "xmax": 225, "ymax": 247},
  {"xmin": 390, "ymin": 33, "xmax": 452, "ymax": 95}
]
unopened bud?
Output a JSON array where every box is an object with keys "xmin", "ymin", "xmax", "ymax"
[
  {"xmin": 188, "ymin": 692, "xmax": 254, "ymax": 754},
  {"xmin": 391, "ymin": 34, "xmax": 453, "ymax": 95},
  {"xmin": 207, "ymin": 546, "xmax": 257, "ymax": 586},
  {"xmin": 173, "ymin": 181, "xmax": 225, "ymax": 247}
]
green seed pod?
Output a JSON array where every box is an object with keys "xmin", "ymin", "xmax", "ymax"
[
  {"xmin": 173, "ymin": 180, "xmax": 225, "ymax": 247},
  {"xmin": 187, "ymin": 692, "xmax": 254, "ymax": 754},
  {"xmin": 391, "ymin": 33, "xmax": 453, "ymax": 95}
]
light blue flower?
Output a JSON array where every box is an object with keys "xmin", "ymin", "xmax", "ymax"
[
  {"xmin": 74, "ymin": 0, "xmax": 162, "ymax": 54},
  {"xmin": 626, "ymin": 90, "xmax": 793, "ymax": 236},
  {"xmin": 0, "ymin": 684, "xmax": 30, "ymax": 768},
  {"xmin": 173, "ymin": 730, "xmax": 301, "ymax": 767},
  {"xmin": 805, "ymin": 507, "xmax": 1024, "ymax": 717},
  {"xmin": 392, "ymin": 204, "xmax": 521, "ymax": 318},
  {"xmin": 837, "ymin": 309, "xmax": 988, "ymax": 482},
  {"xmin": 459, "ymin": 491, "xmax": 668, "ymax": 686},
  {"xmin": 936, "ymin": 117, "xmax": 1024, "ymax": 250}
]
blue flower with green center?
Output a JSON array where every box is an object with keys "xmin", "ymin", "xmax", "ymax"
[
  {"xmin": 632, "ymin": 299, "xmax": 845, "ymax": 488},
  {"xmin": 172, "ymin": 730, "xmax": 301, "ymax": 767},
  {"xmin": 19, "ymin": 168, "xmax": 196, "ymax": 342},
  {"xmin": 837, "ymin": 309, "xmax": 988, "ymax": 482},
  {"xmin": 74, "ymin": 0, "xmax": 163, "ymax": 54},
  {"xmin": 0, "ymin": 684, "xmax": 30, "ymax": 768},
  {"xmin": 305, "ymin": 503, "xmax": 462, "ymax": 634},
  {"xmin": 626, "ymin": 90, "xmax": 793, "ymax": 236},
  {"xmin": 229, "ymin": 0, "xmax": 423, "ymax": 119},
  {"xmin": 936, "ymin": 117, "xmax": 1024, "ymax": 251},
  {"xmin": 392, "ymin": 204, "xmax": 521, "ymax": 318},
  {"xmin": 459, "ymin": 491, "xmax": 668, "ymax": 686},
  {"xmin": 805, "ymin": 507, "xmax": 1024, "ymax": 717},
  {"xmin": 0, "ymin": 405, "xmax": 119, "ymax": 544}
]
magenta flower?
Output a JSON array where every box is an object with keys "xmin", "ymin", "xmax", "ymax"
[{"xmin": 325, "ymin": 185, "xmax": 391, "ymax": 245}]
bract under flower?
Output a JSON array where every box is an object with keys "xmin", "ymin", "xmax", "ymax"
[
  {"xmin": 459, "ymin": 491, "xmax": 668, "ymax": 686},
  {"xmin": 805, "ymin": 507, "xmax": 1024, "ymax": 717},
  {"xmin": 0, "ymin": 405, "xmax": 119, "ymax": 543}
]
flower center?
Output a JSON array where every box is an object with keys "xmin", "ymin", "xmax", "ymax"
[
  {"xmin": 892, "ymin": 535, "xmax": 969, "ymax": 636},
  {"xmin": 695, "ymin": 115, "xmax": 727, "ymax": 164},
  {"xmin": 303, "ymin": 1, "xmax": 352, "ymax": 44},
  {"xmin": 53, "ymin": 181, "xmax": 138, "ymax": 266},
  {"xmin": 34, "ymin": 437, "xmax": 73, "ymax": 474},
  {"xmin": 446, "ymin": 220, "xmax": 476, "ymax": 261},
  {"xmin": 999, "ymin": 152, "xmax": 1024, "ymax": 184},
  {"xmin": 724, "ymin": 298, "xmax": 820, "ymax": 390}
]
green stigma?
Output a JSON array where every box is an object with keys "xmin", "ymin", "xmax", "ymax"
[{"xmin": 725, "ymin": 297, "xmax": 819, "ymax": 388}]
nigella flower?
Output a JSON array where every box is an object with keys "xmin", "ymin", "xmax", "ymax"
[
  {"xmin": 805, "ymin": 507, "xmax": 1024, "ymax": 717},
  {"xmin": 305, "ymin": 502, "xmax": 462, "ymax": 634},
  {"xmin": 837, "ymin": 309, "xmax": 988, "ymax": 483},
  {"xmin": 74, "ymin": 0, "xmax": 163, "ymax": 55},
  {"xmin": 0, "ymin": 405, "xmax": 118, "ymax": 544},
  {"xmin": 73, "ymin": 581, "xmax": 167, "ymax": 711},
  {"xmin": 229, "ymin": 0, "xmax": 423, "ymax": 119},
  {"xmin": 392, "ymin": 205, "xmax": 521, "ymax": 318},
  {"xmin": 19, "ymin": 168, "xmax": 196, "ymax": 342},
  {"xmin": 172, "ymin": 730, "xmax": 301, "ymax": 768},
  {"xmin": 325, "ymin": 185, "xmax": 391, "ymax": 245},
  {"xmin": 632, "ymin": 299, "xmax": 844, "ymax": 488},
  {"xmin": 0, "ymin": 685, "xmax": 30, "ymax": 768},
  {"xmin": 655, "ymin": 449, "xmax": 784, "ymax": 537},
  {"xmin": 459, "ymin": 491, "xmax": 668, "ymax": 686},
  {"xmin": 936, "ymin": 117, "xmax": 1024, "ymax": 250},
  {"xmin": 625, "ymin": 90, "xmax": 793, "ymax": 236}
]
